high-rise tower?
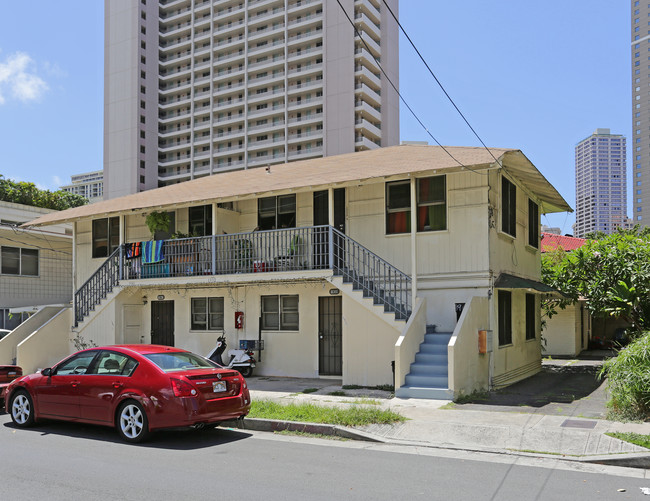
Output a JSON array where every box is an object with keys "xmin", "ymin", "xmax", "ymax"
[
  {"xmin": 104, "ymin": 0, "xmax": 399, "ymax": 199},
  {"xmin": 574, "ymin": 128, "xmax": 627, "ymax": 237},
  {"xmin": 632, "ymin": 1, "xmax": 649, "ymax": 225}
]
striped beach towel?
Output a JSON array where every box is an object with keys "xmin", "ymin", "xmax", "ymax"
[{"xmin": 142, "ymin": 240, "xmax": 164, "ymax": 264}]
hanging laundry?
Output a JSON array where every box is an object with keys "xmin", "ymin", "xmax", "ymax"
[
  {"xmin": 124, "ymin": 242, "xmax": 142, "ymax": 259},
  {"xmin": 142, "ymin": 241, "xmax": 164, "ymax": 264}
]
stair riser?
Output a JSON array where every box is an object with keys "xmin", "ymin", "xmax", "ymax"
[
  {"xmin": 405, "ymin": 375, "xmax": 448, "ymax": 387},
  {"xmin": 396, "ymin": 387, "xmax": 453, "ymax": 400},
  {"xmin": 415, "ymin": 354, "xmax": 447, "ymax": 365},
  {"xmin": 424, "ymin": 334, "xmax": 452, "ymax": 345},
  {"xmin": 419, "ymin": 344, "xmax": 447, "ymax": 355},
  {"xmin": 410, "ymin": 365, "xmax": 447, "ymax": 376}
]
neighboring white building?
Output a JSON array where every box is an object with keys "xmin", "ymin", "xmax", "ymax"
[
  {"xmin": 60, "ymin": 170, "xmax": 104, "ymax": 203},
  {"xmin": 574, "ymin": 128, "xmax": 627, "ymax": 237},
  {"xmin": 632, "ymin": 1, "xmax": 650, "ymax": 226},
  {"xmin": 13, "ymin": 145, "xmax": 571, "ymax": 399},
  {"xmin": 104, "ymin": 0, "xmax": 400, "ymax": 199},
  {"xmin": 0, "ymin": 201, "xmax": 72, "ymax": 330}
]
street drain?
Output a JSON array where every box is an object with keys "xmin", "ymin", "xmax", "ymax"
[{"xmin": 561, "ymin": 419, "xmax": 597, "ymax": 429}]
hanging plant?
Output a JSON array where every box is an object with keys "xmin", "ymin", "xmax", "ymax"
[{"xmin": 145, "ymin": 211, "xmax": 170, "ymax": 237}]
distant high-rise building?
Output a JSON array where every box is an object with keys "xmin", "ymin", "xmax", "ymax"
[
  {"xmin": 632, "ymin": 1, "xmax": 649, "ymax": 225},
  {"xmin": 60, "ymin": 170, "xmax": 104, "ymax": 203},
  {"xmin": 104, "ymin": 0, "xmax": 399, "ymax": 200},
  {"xmin": 574, "ymin": 128, "xmax": 627, "ymax": 237}
]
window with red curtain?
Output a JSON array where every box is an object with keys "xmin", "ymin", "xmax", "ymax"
[
  {"xmin": 386, "ymin": 181, "xmax": 411, "ymax": 234},
  {"xmin": 417, "ymin": 176, "xmax": 446, "ymax": 231}
]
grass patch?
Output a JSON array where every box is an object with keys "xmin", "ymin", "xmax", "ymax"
[
  {"xmin": 249, "ymin": 400, "xmax": 406, "ymax": 426},
  {"xmin": 274, "ymin": 430, "xmax": 348, "ymax": 441},
  {"xmin": 328, "ymin": 390, "xmax": 347, "ymax": 396},
  {"xmin": 350, "ymin": 398, "xmax": 381, "ymax": 406},
  {"xmin": 302, "ymin": 388, "xmax": 318, "ymax": 394},
  {"xmin": 438, "ymin": 402, "xmax": 456, "ymax": 410},
  {"xmin": 606, "ymin": 432, "xmax": 650, "ymax": 449},
  {"xmin": 454, "ymin": 390, "xmax": 490, "ymax": 404}
]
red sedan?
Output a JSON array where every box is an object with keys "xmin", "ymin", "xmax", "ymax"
[
  {"xmin": 4, "ymin": 345, "xmax": 251, "ymax": 443},
  {"xmin": 0, "ymin": 364, "xmax": 23, "ymax": 403}
]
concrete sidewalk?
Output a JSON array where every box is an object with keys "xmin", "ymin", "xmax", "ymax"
[{"xmin": 244, "ymin": 358, "xmax": 650, "ymax": 468}]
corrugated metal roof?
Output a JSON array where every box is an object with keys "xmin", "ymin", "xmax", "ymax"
[{"xmin": 25, "ymin": 145, "xmax": 572, "ymax": 227}]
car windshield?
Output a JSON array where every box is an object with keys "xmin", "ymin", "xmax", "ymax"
[{"xmin": 144, "ymin": 352, "xmax": 218, "ymax": 372}]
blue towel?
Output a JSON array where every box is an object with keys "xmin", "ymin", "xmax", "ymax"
[{"xmin": 142, "ymin": 241, "xmax": 164, "ymax": 264}]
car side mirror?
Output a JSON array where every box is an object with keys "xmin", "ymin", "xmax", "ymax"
[{"xmin": 41, "ymin": 368, "xmax": 52, "ymax": 377}]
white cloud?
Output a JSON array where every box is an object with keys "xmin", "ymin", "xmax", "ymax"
[{"xmin": 0, "ymin": 52, "xmax": 48, "ymax": 105}]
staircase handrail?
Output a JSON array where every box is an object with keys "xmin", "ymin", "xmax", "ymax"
[
  {"xmin": 331, "ymin": 227, "xmax": 412, "ymax": 319},
  {"xmin": 74, "ymin": 246, "xmax": 121, "ymax": 326}
]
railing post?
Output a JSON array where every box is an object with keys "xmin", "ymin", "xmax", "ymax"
[
  {"xmin": 328, "ymin": 225, "xmax": 334, "ymax": 271},
  {"xmin": 211, "ymin": 234, "xmax": 217, "ymax": 275},
  {"xmin": 119, "ymin": 245, "xmax": 123, "ymax": 281}
]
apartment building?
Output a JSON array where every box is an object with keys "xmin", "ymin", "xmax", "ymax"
[
  {"xmin": 574, "ymin": 128, "xmax": 627, "ymax": 237},
  {"xmin": 104, "ymin": 0, "xmax": 399, "ymax": 199},
  {"xmin": 60, "ymin": 170, "xmax": 104, "ymax": 203},
  {"xmin": 632, "ymin": 0, "xmax": 649, "ymax": 225}
]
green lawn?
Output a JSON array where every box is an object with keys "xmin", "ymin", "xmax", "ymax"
[
  {"xmin": 248, "ymin": 399, "xmax": 405, "ymax": 426},
  {"xmin": 607, "ymin": 432, "xmax": 650, "ymax": 449}
]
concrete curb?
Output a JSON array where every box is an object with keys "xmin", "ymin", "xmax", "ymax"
[
  {"xmin": 222, "ymin": 418, "xmax": 650, "ymax": 469},
  {"xmin": 221, "ymin": 418, "xmax": 386, "ymax": 442}
]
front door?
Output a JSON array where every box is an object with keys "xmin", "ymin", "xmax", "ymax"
[
  {"xmin": 313, "ymin": 189, "xmax": 345, "ymax": 270},
  {"xmin": 151, "ymin": 300, "xmax": 174, "ymax": 346},
  {"xmin": 318, "ymin": 297, "xmax": 342, "ymax": 376}
]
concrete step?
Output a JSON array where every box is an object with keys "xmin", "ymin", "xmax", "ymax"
[
  {"xmin": 410, "ymin": 363, "xmax": 447, "ymax": 376},
  {"xmin": 424, "ymin": 333, "xmax": 453, "ymax": 344},
  {"xmin": 395, "ymin": 386, "xmax": 453, "ymax": 400},
  {"xmin": 414, "ymin": 353, "xmax": 447, "ymax": 365},
  {"xmin": 405, "ymin": 374, "xmax": 448, "ymax": 388},
  {"xmin": 418, "ymin": 343, "xmax": 447, "ymax": 355}
]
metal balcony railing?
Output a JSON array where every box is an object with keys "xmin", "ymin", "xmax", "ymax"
[{"xmin": 74, "ymin": 225, "xmax": 411, "ymax": 324}]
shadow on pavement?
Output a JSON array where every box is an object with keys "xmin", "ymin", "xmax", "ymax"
[
  {"xmin": 456, "ymin": 355, "xmax": 611, "ymax": 419},
  {"xmin": 2, "ymin": 418, "xmax": 252, "ymax": 450}
]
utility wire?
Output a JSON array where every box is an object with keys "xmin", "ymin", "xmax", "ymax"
[
  {"xmin": 334, "ymin": 0, "xmax": 489, "ymax": 176},
  {"xmin": 380, "ymin": 0, "xmax": 501, "ymax": 165}
]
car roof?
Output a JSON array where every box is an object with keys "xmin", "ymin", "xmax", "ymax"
[{"xmin": 108, "ymin": 344, "xmax": 190, "ymax": 356}]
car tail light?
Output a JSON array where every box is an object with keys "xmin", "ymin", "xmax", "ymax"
[{"xmin": 171, "ymin": 378, "xmax": 197, "ymax": 397}]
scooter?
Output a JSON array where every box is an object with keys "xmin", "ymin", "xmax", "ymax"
[{"xmin": 208, "ymin": 335, "xmax": 256, "ymax": 377}]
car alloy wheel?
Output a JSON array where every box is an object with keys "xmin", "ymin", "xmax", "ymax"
[
  {"xmin": 117, "ymin": 401, "xmax": 150, "ymax": 443},
  {"xmin": 10, "ymin": 391, "xmax": 35, "ymax": 427}
]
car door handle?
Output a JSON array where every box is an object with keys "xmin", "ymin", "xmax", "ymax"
[
  {"xmin": 71, "ymin": 381, "xmax": 81, "ymax": 387},
  {"xmin": 112, "ymin": 382, "xmax": 123, "ymax": 389}
]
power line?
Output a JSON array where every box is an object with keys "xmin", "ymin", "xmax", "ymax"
[
  {"xmin": 380, "ymin": 0, "xmax": 501, "ymax": 166},
  {"xmin": 334, "ymin": 0, "xmax": 490, "ymax": 176}
]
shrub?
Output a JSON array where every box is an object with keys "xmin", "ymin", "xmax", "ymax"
[{"xmin": 601, "ymin": 332, "xmax": 650, "ymax": 420}]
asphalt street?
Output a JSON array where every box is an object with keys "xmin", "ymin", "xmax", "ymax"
[{"xmin": 2, "ymin": 413, "xmax": 650, "ymax": 501}]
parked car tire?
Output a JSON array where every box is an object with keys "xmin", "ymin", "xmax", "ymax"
[
  {"xmin": 116, "ymin": 400, "xmax": 150, "ymax": 443},
  {"xmin": 9, "ymin": 390, "xmax": 35, "ymax": 428}
]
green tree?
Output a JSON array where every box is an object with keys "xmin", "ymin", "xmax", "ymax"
[
  {"xmin": 0, "ymin": 175, "xmax": 88, "ymax": 210},
  {"xmin": 542, "ymin": 227, "xmax": 650, "ymax": 334}
]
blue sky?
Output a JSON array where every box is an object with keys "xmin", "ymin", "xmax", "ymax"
[{"xmin": 0, "ymin": 1, "xmax": 630, "ymax": 233}]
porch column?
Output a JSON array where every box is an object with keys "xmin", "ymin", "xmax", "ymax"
[
  {"xmin": 410, "ymin": 177, "xmax": 417, "ymax": 301},
  {"xmin": 72, "ymin": 222, "xmax": 77, "ymax": 293},
  {"xmin": 212, "ymin": 203, "xmax": 218, "ymax": 275},
  {"xmin": 211, "ymin": 203, "xmax": 218, "ymax": 235},
  {"xmin": 119, "ymin": 214, "xmax": 125, "ymax": 245},
  {"xmin": 328, "ymin": 188, "xmax": 334, "ymax": 226}
]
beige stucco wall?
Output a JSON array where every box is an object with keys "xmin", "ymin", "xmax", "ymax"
[
  {"xmin": 448, "ymin": 296, "xmax": 490, "ymax": 396},
  {"xmin": 542, "ymin": 303, "xmax": 582, "ymax": 357},
  {"xmin": 17, "ymin": 307, "xmax": 72, "ymax": 375}
]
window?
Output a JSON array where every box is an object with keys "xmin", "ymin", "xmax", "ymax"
[
  {"xmin": 191, "ymin": 297, "xmax": 224, "ymax": 330},
  {"xmin": 55, "ymin": 351, "xmax": 99, "ymax": 375},
  {"xmin": 95, "ymin": 351, "xmax": 138, "ymax": 376},
  {"xmin": 528, "ymin": 199, "xmax": 539, "ymax": 248},
  {"xmin": 417, "ymin": 176, "xmax": 446, "ymax": 231},
  {"xmin": 258, "ymin": 195, "xmax": 296, "ymax": 230},
  {"xmin": 1, "ymin": 247, "xmax": 38, "ymax": 276},
  {"xmin": 386, "ymin": 180, "xmax": 411, "ymax": 234},
  {"xmin": 498, "ymin": 291, "xmax": 512, "ymax": 346},
  {"xmin": 261, "ymin": 295, "xmax": 299, "ymax": 330},
  {"xmin": 501, "ymin": 177, "xmax": 516, "ymax": 237},
  {"xmin": 92, "ymin": 217, "xmax": 120, "ymax": 258},
  {"xmin": 525, "ymin": 293, "xmax": 536, "ymax": 341},
  {"xmin": 189, "ymin": 205, "xmax": 213, "ymax": 236}
]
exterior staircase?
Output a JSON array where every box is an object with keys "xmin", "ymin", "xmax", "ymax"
[{"xmin": 396, "ymin": 325, "xmax": 453, "ymax": 399}]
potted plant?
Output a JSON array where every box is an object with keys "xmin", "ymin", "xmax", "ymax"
[{"xmin": 145, "ymin": 211, "xmax": 170, "ymax": 240}]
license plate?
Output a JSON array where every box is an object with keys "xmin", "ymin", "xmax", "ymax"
[{"xmin": 213, "ymin": 381, "xmax": 227, "ymax": 393}]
